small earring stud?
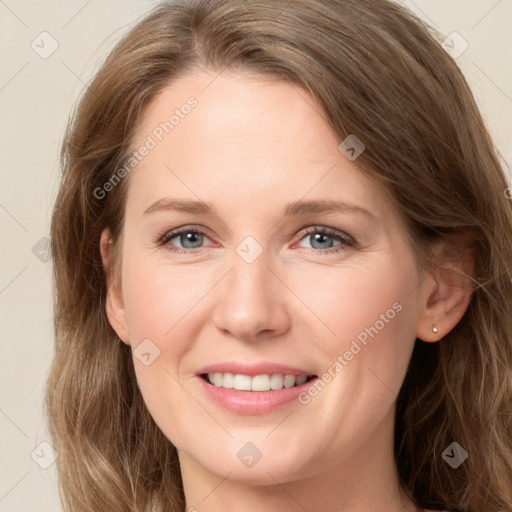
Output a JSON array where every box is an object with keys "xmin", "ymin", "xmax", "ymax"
[{"xmin": 432, "ymin": 324, "xmax": 438, "ymax": 333}]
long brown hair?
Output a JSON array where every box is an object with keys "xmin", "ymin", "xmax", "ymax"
[{"xmin": 45, "ymin": 1, "xmax": 512, "ymax": 510}]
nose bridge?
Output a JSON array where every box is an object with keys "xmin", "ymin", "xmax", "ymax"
[{"xmin": 212, "ymin": 238, "xmax": 288, "ymax": 340}]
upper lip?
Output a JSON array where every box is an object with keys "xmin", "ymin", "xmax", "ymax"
[{"xmin": 196, "ymin": 362, "xmax": 316, "ymax": 377}]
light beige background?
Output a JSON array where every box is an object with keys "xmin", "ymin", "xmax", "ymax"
[{"xmin": 0, "ymin": 1, "xmax": 511, "ymax": 510}]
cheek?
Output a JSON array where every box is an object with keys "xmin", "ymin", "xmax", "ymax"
[
  {"xmin": 120, "ymin": 255, "xmax": 201, "ymax": 443},
  {"xmin": 294, "ymin": 261, "xmax": 415, "ymax": 352},
  {"xmin": 122, "ymin": 252, "xmax": 207, "ymax": 342},
  {"xmin": 122, "ymin": 246, "xmax": 418, "ymax": 363},
  {"xmin": 301, "ymin": 260, "xmax": 419, "ymax": 418}
]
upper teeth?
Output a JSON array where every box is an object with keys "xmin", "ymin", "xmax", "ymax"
[{"xmin": 207, "ymin": 373, "xmax": 310, "ymax": 391}]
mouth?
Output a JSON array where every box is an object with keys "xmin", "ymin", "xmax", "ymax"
[
  {"xmin": 197, "ymin": 372, "xmax": 319, "ymax": 414},
  {"xmin": 195, "ymin": 362, "xmax": 319, "ymax": 414},
  {"xmin": 200, "ymin": 372, "xmax": 318, "ymax": 391}
]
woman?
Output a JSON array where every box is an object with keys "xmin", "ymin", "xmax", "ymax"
[{"xmin": 45, "ymin": 0, "xmax": 512, "ymax": 511}]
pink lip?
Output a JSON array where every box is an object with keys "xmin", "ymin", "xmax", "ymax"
[
  {"xmin": 194, "ymin": 362, "xmax": 318, "ymax": 415},
  {"xmin": 196, "ymin": 362, "xmax": 315, "ymax": 377},
  {"xmin": 196, "ymin": 375, "xmax": 318, "ymax": 415}
]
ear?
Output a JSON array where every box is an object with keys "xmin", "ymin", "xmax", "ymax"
[
  {"xmin": 100, "ymin": 228, "xmax": 131, "ymax": 345},
  {"xmin": 416, "ymin": 243, "xmax": 475, "ymax": 343}
]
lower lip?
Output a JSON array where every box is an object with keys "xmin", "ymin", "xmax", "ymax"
[{"xmin": 196, "ymin": 375, "xmax": 318, "ymax": 415}]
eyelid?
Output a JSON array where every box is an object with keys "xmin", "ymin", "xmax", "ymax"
[
  {"xmin": 157, "ymin": 225, "xmax": 217, "ymax": 249},
  {"xmin": 298, "ymin": 225, "xmax": 355, "ymax": 246}
]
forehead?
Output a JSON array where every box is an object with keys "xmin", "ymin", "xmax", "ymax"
[
  {"xmin": 126, "ymin": 70, "xmax": 393, "ymax": 223},
  {"xmin": 136, "ymin": 69, "xmax": 338, "ymax": 156}
]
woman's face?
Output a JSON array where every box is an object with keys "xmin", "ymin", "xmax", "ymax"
[{"xmin": 103, "ymin": 69, "xmax": 434, "ymax": 485}]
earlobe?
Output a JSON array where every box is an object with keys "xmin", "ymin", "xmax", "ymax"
[
  {"xmin": 100, "ymin": 228, "xmax": 131, "ymax": 345},
  {"xmin": 416, "ymin": 245, "xmax": 475, "ymax": 343}
]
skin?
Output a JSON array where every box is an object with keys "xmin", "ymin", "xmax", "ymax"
[{"xmin": 101, "ymin": 69, "xmax": 471, "ymax": 512}]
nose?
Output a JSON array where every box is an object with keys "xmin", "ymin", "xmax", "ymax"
[{"xmin": 212, "ymin": 250, "xmax": 291, "ymax": 342}]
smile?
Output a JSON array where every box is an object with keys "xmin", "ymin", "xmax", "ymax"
[
  {"xmin": 197, "ymin": 372, "xmax": 319, "ymax": 415},
  {"xmin": 203, "ymin": 372, "xmax": 316, "ymax": 391}
]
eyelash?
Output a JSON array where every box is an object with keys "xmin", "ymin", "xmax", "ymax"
[{"xmin": 156, "ymin": 225, "xmax": 355, "ymax": 255}]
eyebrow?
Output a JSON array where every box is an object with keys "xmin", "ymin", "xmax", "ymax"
[{"xmin": 143, "ymin": 198, "xmax": 376, "ymax": 220}]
